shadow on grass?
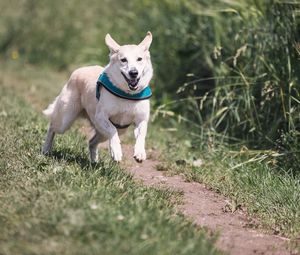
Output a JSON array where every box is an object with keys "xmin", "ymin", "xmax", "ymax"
[
  {"xmin": 49, "ymin": 148, "xmax": 104, "ymax": 171},
  {"xmin": 42, "ymin": 146, "xmax": 133, "ymax": 181}
]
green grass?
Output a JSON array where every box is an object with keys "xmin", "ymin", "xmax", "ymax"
[{"xmin": 0, "ymin": 68, "xmax": 222, "ymax": 254}]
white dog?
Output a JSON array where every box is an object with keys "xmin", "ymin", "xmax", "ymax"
[{"xmin": 42, "ymin": 32, "xmax": 153, "ymax": 163}]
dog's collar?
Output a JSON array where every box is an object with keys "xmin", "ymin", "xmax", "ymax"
[{"xmin": 96, "ymin": 72, "xmax": 152, "ymax": 101}]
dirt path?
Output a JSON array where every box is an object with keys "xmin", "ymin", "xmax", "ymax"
[{"xmin": 116, "ymin": 144, "xmax": 291, "ymax": 255}]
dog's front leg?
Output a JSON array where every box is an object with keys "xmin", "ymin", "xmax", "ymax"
[
  {"xmin": 95, "ymin": 111, "xmax": 122, "ymax": 162},
  {"xmin": 133, "ymin": 120, "xmax": 148, "ymax": 162}
]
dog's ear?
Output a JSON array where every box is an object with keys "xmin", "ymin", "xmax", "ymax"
[
  {"xmin": 105, "ymin": 34, "xmax": 120, "ymax": 53},
  {"xmin": 139, "ymin": 31, "xmax": 152, "ymax": 51}
]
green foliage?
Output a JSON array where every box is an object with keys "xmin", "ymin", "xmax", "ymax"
[
  {"xmin": 143, "ymin": 0, "xmax": 300, "ymax": 173},
  {"xmin": 276, "ymin": 130, "xmax": 300, "ymax": 175}
]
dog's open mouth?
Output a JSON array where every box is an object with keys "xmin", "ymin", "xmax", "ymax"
[{"xmin": 121, "ymin": 72, "xmax": 140, "ymax": 91}]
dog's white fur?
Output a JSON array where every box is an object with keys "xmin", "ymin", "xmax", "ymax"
[{"xmin": 42, "ymin": 32, "xmax": 153, "ymax": 162}]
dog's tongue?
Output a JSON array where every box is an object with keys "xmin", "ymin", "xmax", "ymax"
[
  {"xmin": 130, "ymin": 79, "xmax": 138, "ymax": 86},
  {"xmin": 128, "ymin": 79, "xmax": 139, "ymax": 91}
]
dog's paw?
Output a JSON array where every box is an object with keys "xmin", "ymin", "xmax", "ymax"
[
  {"xmin": 134, "ymin": 147, "xmax": 146, "ymax": 163},
  {"xmin": 41, "ymin": 146, "xmax": 51, "ymax": 155},
  {"xmin": 110, "ymin": 141, "xmax": 123, "ymax": 162},
  {"xmin": 111, "ymin": 149, "xmax": 122, "ymax": 162}
]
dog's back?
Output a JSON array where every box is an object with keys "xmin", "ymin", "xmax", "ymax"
[{"xmin": 43, "ymin": 65, "xmax": 104, "ymax": 133}]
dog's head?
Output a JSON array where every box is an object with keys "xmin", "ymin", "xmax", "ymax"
[{"xmin": 105, "ymin": 32, "xmax": 153, "ymax": 93}]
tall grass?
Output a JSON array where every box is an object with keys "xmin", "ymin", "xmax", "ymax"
[{"xmin": 148, "ymin": 0, "xmax": 300, "ymax": 173}]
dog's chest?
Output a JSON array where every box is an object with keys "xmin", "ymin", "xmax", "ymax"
[
  {"xmin": 99, "ymin": 92, "xmax": 150, "ymax": 126},
  {"xmin": 109, "ymin": 102, "xmax": 136, "ymax": 125}
]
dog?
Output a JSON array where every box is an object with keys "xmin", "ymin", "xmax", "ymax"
[{"xmin": 42, "ymin": 32, "xmax": 153, "ymax": 163}]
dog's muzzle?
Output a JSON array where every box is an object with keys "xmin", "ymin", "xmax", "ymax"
[{"xmin": 121, "ymin": 71, "xmax": 140, "ymax": 91}]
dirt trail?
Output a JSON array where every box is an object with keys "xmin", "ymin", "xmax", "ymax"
[{"xmin": 115, "ymin": 144, "xmax": 291, "ymax": 255}]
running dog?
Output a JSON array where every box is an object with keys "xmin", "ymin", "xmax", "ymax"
[{"xmin": 42, "ymin": 32, "xmax": 153, "ymax": 163}]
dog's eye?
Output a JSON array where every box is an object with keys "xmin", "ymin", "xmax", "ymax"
[
  {"xmin": 120, "ymin": 58, "xmax": 127, "ymax": 63},
  {"xmin": 137, "ymin": 57, "xmax": 142, "ymax": 61}
]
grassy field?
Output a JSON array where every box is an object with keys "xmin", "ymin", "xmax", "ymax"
[
  {"xmin": 0, "ymin": 62, "xmax": 222, "ymax": 255},
  {"xmin": 1, "ymin": 0, "xmax": 300, "ymax": 251}
]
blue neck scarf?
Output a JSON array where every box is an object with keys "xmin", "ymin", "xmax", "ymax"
[{"xmin": 96, "ymin": 72, "xmax": 152, "ymax": 101}]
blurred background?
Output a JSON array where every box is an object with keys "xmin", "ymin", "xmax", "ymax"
[{"xmin": 1, "ymin": 0, "xmax": 300, "ymax": 172}]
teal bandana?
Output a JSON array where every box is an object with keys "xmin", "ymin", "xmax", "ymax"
[{"xmin": 96, "ymin": 72, "xmax": 152, "ymax": 101}]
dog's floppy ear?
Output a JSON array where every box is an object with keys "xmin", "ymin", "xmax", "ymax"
[
  {"xmin": 139, "ymin": 31, "xmax": 152, "ymax": 51},
  {"xmin": 105, "ymin": 34, "xmax": 120, "ymax": 53}
]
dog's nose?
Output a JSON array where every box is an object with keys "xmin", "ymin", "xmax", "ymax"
[{"xmin": 129, "ymin": 69, "xmax": 138, "ymax": 79}]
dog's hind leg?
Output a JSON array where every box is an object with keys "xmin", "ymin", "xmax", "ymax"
[
  {"xmin": 42, "ymin": 124, "xmax": 55, "ymax": 155},
  {"xmin": 42, "ymin": 84, "xmax": 82, "ymax": 154},
  {"xmin": 88, "ymin": 131, "xmax": 106, "ymax": 163}
]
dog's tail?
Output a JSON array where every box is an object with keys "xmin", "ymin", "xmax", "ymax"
[{"xmin": 43, "ymin": 97, "xmax": 58, "ymax": 119}]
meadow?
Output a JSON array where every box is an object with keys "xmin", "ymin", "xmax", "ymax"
[{"xmin": 1, "ymin": 0, "xmax": 300, "ymax": 252}]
